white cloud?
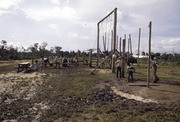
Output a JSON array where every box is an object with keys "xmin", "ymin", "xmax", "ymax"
[
  {"xmin": 24, "ymin": 6, "xmax": 78, "ymax": 21},
  {"xmin": 0, "ymin": 10, "xmax": 10, "ymax": 16},
  {"xmin": 0, "ymin": 0, "xmax": 22, "ymax": 9},
  {"xmin": 161, "ymin": 38, "xmax": 180, "ymax": 47},
  {"xmin": 120, "ymin": 0, "xmax": 159, "ymax": 7},
  {"xmin": 48, "ymin": 23, "xmax": 58, "ymax": 30},
  {"xmin": 50, "ymin": 0, "xmax": 61, "ymax": 5}
]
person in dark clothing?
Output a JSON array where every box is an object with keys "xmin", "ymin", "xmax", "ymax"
[
  {"xmin": 62, "ymin": 57, "xmax": 68, "ymax": 67},
  {"xmin": 44, "ymin": 58, "xmax": 50, "ymax": 67},
  {"xmin": 127, "ymin": 62, "xmax": 135, "ymax": 82}
]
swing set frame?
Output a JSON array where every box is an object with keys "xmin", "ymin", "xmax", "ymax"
[{"xmin": 96, "ymin": 8, "xmax": 117, "ymax": 72}]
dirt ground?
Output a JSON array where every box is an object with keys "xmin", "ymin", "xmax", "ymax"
[
  {"xmin": 111, "ymin": 79, "xmax": 180, "ymax": 104},
  {"xmin": 87, "ymin": 68, "xmax": 180, "ymax": 104},
  {"xmin": 0, "ymin": 67, "xmax": 179, "ymax": 121}
]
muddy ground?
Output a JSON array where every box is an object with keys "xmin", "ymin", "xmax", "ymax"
[{"xmin": 0, "ymin": 67, "xmax": 179, "ymax": 121}]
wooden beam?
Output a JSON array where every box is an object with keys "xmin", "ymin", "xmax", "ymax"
[
  {"xmin": 98, "ymin": 8, "xmax": 117, "ymax": 24},
  {"xmin": 147, "ymin": 21, "xmax": 152, "ymax": 87}
]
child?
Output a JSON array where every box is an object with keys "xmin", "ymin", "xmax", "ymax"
[
  {"xmin": 115, "ymin": 57, "xmax": 122, "ymax": 79},
  {"xmin": 127, "ymin": 62, "xmax": 135, "ymax": 82}
]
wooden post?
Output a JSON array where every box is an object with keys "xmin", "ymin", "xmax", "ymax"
[
  {"xmin": 147, "ymin": 21, "xmax": 152, "ymax": 87},
  {"xmin": 97, "ymin": 23, "xmax": 100, "ymax": 66},
  {"xmin": 89, "ymin": 49, "xmax": 92, "ymax": 67},
  {"xmin": 112, "ymin": 8, "xmax": 117, "ymax": 73},
  {"xmin": 103, "ymin": 36, "xmax": 106, "ymax": 51},
  {"xmin": 105, "ymin": 32, "xmax": 106, "ymax": 51},
  {"xmin": 128, "ymin": 37, "xmax": 130, "ymax": 55},
  {"xmin": 116, "ymin": 36, "xmax": 118, "ymax": 51},
  {"xmin": 122, "ymin": 39, "xmax": 126, "ymax": 78},
  {"xmin": 82, "ymin": 51, "xmax": 85, "ymax": 64},
  {"xmin": 127, "ymin": 37, "xmax": 129, "ymax": 62},
  {"xmin": 138, "ymin": 28, "xmax": 141, "ymax": 65},
  {"xmin": 111, "ymin": 30, "xmax": 113, "ymax": 51},
  {"xmin": 129, "ymin": 34, "xmax": 132, "ymax": 56},
  {"xmin": 119, "ymin": 37, "xmax": 121, "ymax": 55}
]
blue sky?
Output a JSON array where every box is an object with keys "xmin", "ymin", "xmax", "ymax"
[{"xmin": 0, "ymin": 0, "xmax": 180, "ymax": 54}]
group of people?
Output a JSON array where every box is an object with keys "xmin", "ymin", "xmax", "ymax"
[
  {"xmin": 114, "ymin": 54, "xmax": 159, "ymax": 83},
  {"xmin": 115, "ymin": 55, "xmax": 135, "ymax": 82},
  {"xmin": 32, "ymin": 56, "xmax": 80, "ymax": 72}
]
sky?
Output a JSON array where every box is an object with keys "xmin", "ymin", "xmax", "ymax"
[{"xmin": 0, "ymin": 0, "xmax": 180, "ymax": 54}]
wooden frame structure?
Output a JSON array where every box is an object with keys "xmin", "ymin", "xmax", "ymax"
[{"xmin": 97, "ymin": 8, "xmax": 117, "ymax": 72}]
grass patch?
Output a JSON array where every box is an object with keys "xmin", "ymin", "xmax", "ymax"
[{"xmin": 133, "ymin": 62, "xmax": 180, "ymax": 84}]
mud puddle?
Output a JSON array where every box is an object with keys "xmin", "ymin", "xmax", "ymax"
[{"xmin": 111, "ymin": 86, "xmax": 158, "ymax": 103}]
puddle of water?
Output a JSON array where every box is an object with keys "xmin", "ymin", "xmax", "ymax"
[{"xmin": 111, "ymin": 87, "xmax": 158, "ymax": 103}]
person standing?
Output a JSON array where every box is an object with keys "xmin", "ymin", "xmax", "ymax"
[
  {"xmin": 54, "ymin": 57, "xmax": 60, "ymax": 68},
  {"xmin": 151, "ymin": 56, "xmax": 159, "ymax": 83},
  {"xmin": 115, "ymin": 57, "xmax": 122, "ymax": 79},
  {"xmin": 127, "ymin": 62, "xmax": 135, "ymax": 82}
]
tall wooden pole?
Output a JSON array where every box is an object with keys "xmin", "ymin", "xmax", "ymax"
[
  {"xmin": 113, "ymin": 8, "xmax": 117, "ymax": 53},
  {"xmin": 119, "ymin": 37, "xmax": 121, "ymax": 55},
  {"xmin": 138, "ymin": 28, "xmax": 141, "ymax": 65},
  {"xmin": 127, "ymin": 34, "xmax": 129, "ymax": 62},
  {"xmin": 112, "ymin": 8, "xmax": 117, "ymax": 73},
  {"xmin": 128, "ymin": 37, "xmax": 130, "ymax": 54},
  {"xmin": 129, "ymin": 34, "xmax": 132, "ymax": 56},
  {"xmin": 105, "ymin": 32, "xmax": 107, "ymax": 51},
  {"xmin": 116, "ymin": 36, "xmax": 118, "ymax": 50},
  {"xmin": 111, "ymin": 30, "xmax": 114, "ymax": 51},
  {"xmin": 122, "ymin": 39, "xmax": 126, "ymax": 78},
  {"xmin": 89, "ymin": 49, "xmax": 92, "ymax": 67},
  {"xmin": 83, "ymin": 51, "xmax": 85, "ymax": 64},
  {"xmin": 97, "ymin": 23, "xmax": 100, "ymax": 66},
  {"xmin": 102, "ymin": 36, "xmax": 106, "ymax": 51},
  {"xmin": 147, "ymin": 21, "xmax": 152, "ymax": 87}
]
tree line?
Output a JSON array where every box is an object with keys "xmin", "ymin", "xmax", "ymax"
[
  {"xmin": 0, "ymin": 40, "xmax": 88, "ymax": 60},
  {"xmin": 0, "ymin": 40, "xmax": 179, "ymax": 62}
]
